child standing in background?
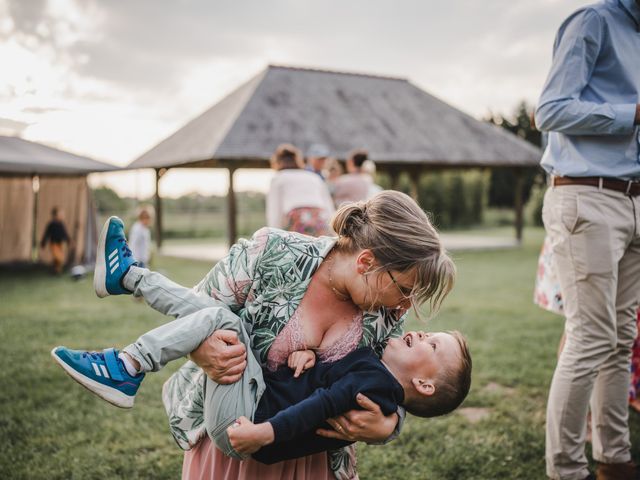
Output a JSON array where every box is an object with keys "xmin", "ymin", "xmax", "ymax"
[
  {"xmin": 40, "ymin": 207, "xmax": 71, "ymax": 274},
  {"xmin": 128, "ymin": 207, "xmax": 152, "ymax": 268}
]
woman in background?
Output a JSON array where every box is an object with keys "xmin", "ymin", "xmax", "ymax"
[
  {"xmin": 332, "ymin": 149, "xmax": 373, "ymax": 207},
  {"xmin": 266, "ymin": 143, "xmax": 335, "ymax": 237},
  {"xmin": 163, "ymin": 190, "xmax": 457, "ymax": 479}
]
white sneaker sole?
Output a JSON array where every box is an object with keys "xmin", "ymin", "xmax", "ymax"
[
  {"xmin": 50, "ymin": 347, "xmax": 134, "ymax": 409},
  {"xmin": 94, "ymin": 216, "xmax": 117, "ymax": 298}
]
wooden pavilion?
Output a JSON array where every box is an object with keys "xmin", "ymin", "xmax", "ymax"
[
  {"xmin": 0, "ymin": 135, "xmax": 118, "ymax": 265},
  {"xmin": 128, "ymin": 65, "xmax": 542, "ymax": 247}
]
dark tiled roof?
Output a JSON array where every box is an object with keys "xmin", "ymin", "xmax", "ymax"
[
  {"xmin": 130, "ymin": 65, "xmax": 541, "ymax": 169},
  {"xmin": 0, "ymin": 136, "xmax": 118, "ymax": 175}
]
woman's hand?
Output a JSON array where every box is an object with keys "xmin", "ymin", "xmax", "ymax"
[
  {"xmin": 227, "ymin": 416, "xmax": 274, "ymax": 455},
  {"xmin": 316, "ymin": 393, "xmax": 398, "ymax": 443},
  {"xmin": 189, "ymin": 329, "xmax": 247, "ymax": 384}
]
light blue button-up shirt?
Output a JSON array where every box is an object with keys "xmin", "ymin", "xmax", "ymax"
[{"xmin": 535, "ymin": 0, "xmax": 640, "ymax": 179}]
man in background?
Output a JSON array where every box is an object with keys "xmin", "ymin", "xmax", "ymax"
[
  {"xmin": 304, "ymin": 143, "xmax": 329, "ymax": 179},
  {"xmin": 535, "ymin": 1, "xmax": 640, "ymax": 479}
]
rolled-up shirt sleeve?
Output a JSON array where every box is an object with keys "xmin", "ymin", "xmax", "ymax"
[{"xmin": 535, "ymin": 9, "xmax": 637, "ymax": 136}]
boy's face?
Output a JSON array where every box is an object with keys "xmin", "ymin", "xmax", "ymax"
[{"xmin": 382, "ymin": 331, "xmax": 460, "ymax": 386}]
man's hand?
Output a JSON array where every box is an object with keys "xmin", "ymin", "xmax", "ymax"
[
  {"xmin": 189, "ymin": 329, "xmax": 247, "ymax": 384},
  {"xmin": 287, "ymin": 349, "xmax": 316, "ymax": 378},
  {"xmin": 316, "ymin": 393, "xmax": 398, "ymax": 443},
  {"xmin": 227, "ymin": 416, "xmax": 274, "ymax": 455}
]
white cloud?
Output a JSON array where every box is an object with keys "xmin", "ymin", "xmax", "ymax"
[{"xmin": 1, "ymin": 0, "xmax": 586, "ymax": 196}]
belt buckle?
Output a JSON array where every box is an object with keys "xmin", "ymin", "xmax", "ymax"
[{"xmin": 625, "ymin": 180, "xmax": 632, "ymax": 195}]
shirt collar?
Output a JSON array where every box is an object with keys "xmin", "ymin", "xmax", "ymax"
[{"xmin": 620, "ymin": 0, "xmax": 640, "ymax": 29}]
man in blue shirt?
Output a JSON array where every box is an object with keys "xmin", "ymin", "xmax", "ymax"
[
  {"xmin": 535, "ymin": 1, "xmax": 640, "ymax": 479},
  {"xmin": 305, "ymin": 143, "xmax": 330, "ymax": 178}
]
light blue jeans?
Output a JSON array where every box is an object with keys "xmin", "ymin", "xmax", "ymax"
[{"xmin": 121, "ymin": 266, "xmax": 266, "ymax": 458}]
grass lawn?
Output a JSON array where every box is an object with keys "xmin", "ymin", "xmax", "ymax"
[{"xmin": 1, "ymin": 227, "xmax": 638, "ymax": 479}]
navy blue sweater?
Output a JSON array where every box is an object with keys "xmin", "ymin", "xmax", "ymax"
[{"xmin": 251, "ymin": 347, "xmax": 404, "ymax": 464}]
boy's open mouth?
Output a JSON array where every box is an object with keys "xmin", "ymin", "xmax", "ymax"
[{"xmin": 404, "ymin": 333, "xmax": 413, "ymax": 347}]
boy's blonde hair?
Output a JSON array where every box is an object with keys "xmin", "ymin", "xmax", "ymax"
[
  {"xmin": 331, "ymin": 190, "xmax": 455, "ymax": 314},
  {"xmin": 137, "ymin": 204, "xmax": 154, "ymax": 221},
  {"xmin": 404, "ymin": 331, "xmax": 472, "ymax": 418}
]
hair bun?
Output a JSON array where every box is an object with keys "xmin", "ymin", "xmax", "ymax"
[{"xmin": 333, "ymin": 202, "xmax": 368, "ymax": 238}]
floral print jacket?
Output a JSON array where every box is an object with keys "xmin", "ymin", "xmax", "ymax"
[{"xmin": 162, "ymin": 228, "xmax": 406, "ymax": 479}]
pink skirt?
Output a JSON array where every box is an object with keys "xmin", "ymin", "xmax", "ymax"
[{"xmin": 182, "ymin": 435, "xmax": 334, "ymax": 480}]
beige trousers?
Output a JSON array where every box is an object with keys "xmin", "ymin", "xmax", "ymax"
[{"xmin": 543, "ymin": 185, "xmax": 640, "ymax": 480}]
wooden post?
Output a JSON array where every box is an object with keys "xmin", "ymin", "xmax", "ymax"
[
  {"xmin": 514, "ymin": 168, "xmax": 524, "ymax": 244},
  {"xmin": 409, "ymin": 168, "xmax": 420, "ymax": 202},
  {"xmin": 154, "ymin": 168, "xmax": 166, "ymax": 248},
  {"xmin": 227, "ymin": 167, "xmax": 237, "ymax": 248},
  {"xmin": 389, "ymin": 168, "xmax": 400, "ymax": 191}
]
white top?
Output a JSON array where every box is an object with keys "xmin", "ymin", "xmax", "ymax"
[
  {"xmin": 129, "ymin": 220, "xmax": 151, "ymax": 264},
  {"xmin": 266, "ymin": 169, "xmax": 335, "ymax": 228}
]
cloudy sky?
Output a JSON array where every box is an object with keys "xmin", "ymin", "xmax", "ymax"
[{"xmin": 0, "ymin": 0, "xmax": 585, "ymax": 197}]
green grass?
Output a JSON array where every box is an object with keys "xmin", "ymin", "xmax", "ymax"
[{"xmin": 1, "ymin": 229, "xmax": 638, "ymax": 479}]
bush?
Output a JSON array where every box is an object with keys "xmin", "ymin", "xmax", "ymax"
[
  {"xmin": 526, "ymin": 183, "xmax": 546, "ymax": 227},
  {"xmin": 414, "ymin": 170, "xmax": 488, "ymax": 229}
]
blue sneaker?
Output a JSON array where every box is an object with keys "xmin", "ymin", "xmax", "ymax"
[
  {"xmin": 51, "ymin": 346, "xmax": 144, "ymax": 408},
  {"xmin": 94, "ymin": 216, "xmax": 137, "ymax": 297}
]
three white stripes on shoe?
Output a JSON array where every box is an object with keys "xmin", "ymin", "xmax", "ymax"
[
  {"xmin": 108, "ymin": 248, "xmax": 119, "ymax": 275},
  {"xmin": 91, "ymin": 362, "xmax": 111, "ymax": 379}
]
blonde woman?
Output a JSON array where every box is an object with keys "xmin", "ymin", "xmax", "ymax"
[
  {"xmin": 266, "ymin": 143, "xmax": 335, "ymax": 236},
  {"xmin": 86, "ymin": 190, "xmax": 456, "ymax": 480}
]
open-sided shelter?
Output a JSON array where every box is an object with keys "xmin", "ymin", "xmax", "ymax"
[
  {"xmin": 129, "ymin": 65, "xmax": 542, "ymax": 246},
  {"xmin": 0, "ymin": 135, "xmax": 117, "ymax": 266}
]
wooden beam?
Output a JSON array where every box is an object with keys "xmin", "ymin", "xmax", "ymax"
[
  {"xmin": 154, "ymin": 168, "xmax": 167, "ymax": 248},
  {"xmin": 409, "ymin": 168, "xmax": 421, "ymax": 202},
  {"xmin": 513, "ymin": 168, "xmax": 524, "ymax": 244},
  {"xmin": 227, "ymin": 167, "xmax": 237, "ymax": 248},
  {"xmin": 389, "ymin": 168, "xmax": 401, "ymax": 191}
]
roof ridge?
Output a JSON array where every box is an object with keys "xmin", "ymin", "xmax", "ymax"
[{"xmin": 267, "ymin": 64, "xmax": 408, "ymax": 82}]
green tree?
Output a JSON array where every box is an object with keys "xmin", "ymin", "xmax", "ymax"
[
  {"xmin": 485, "ymin": 101, "xmax": 543, "ymax": 208},
  {"xmin": 92, "ymin": 187, "xmax": 128, "ymax": 213}
]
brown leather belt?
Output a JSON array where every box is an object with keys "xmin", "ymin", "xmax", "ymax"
[{"xmin": 552, "ymin": 176, "xmax": 640, "ymax": 196}]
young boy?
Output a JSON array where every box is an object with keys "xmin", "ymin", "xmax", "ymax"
[
  {"xmin": 52, "ymin": 217, "xmax": 472, "ymax": 464},
  {"xmin": 128, "ymin": 206, "xmax": 152, "ymax": 268},
  {"xmin": 40, "ymin": 207, "xmax": 71, "ymax": 274}
]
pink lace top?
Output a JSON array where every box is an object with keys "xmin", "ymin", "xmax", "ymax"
[{"xmin": 266, "ymin": 307, "xmax": 364, "ymax": 371}]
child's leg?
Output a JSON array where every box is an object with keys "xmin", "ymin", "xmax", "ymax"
[
  {"xmin": 52, "ymin": 304, "xmax": 261, "ymax": 412},
  {"xmin": 201, "ymin": 307, "xmax": 266, "ymax": 459},
  {"xmin": 122, "ymin": 305, "xmax": 249, "ymax": 373},
  {"xmin": 159, "ymin": 307, "xmax": 266, "ymax": 458},
  {"xmin": 123, "ymin": 266, "xmax": 219, "ymax": 318}
]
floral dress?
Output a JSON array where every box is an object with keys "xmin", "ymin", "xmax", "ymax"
[
  {"xmin": 162, "ymin": 227, "xmax": 406, "ymax": 479},
  {"xmin": 533, "ymin": 236, "xmax": 563, "ymax": 315}
]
